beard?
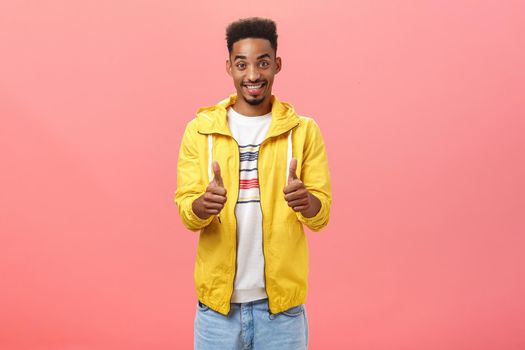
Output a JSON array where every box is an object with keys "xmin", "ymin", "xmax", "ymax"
[{"xmin": 243, "ymin": 95, "xmax": 265, "ymax": 106}]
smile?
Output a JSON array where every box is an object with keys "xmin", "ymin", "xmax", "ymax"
[
  {"xmin": 244, "ymin": 83, "xmax": 264, "ymax": 89},
  {"xmin": 243, "ymin": 82, "xmax": 266, "ymax": 95}
]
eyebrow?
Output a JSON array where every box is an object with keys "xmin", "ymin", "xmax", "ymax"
[{"xmin": 233, "ymin": 53, "xmax": 272, "ymax": 61}]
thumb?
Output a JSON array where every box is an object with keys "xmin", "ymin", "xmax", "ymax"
[
  {"xmin": 212, "ymin": 161, "xmax": 224, "ymax": 187},
  {"xmin": 288, "ymin": 158, "xmax": 298, "ymax": 183}
]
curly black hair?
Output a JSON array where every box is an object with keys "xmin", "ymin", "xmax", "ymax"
[{"xmin": 226, "ymin": 17, "xmax": 278, "ymax": 55}]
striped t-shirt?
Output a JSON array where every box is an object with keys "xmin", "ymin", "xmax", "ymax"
[{"xmin": 227, "ymin": 106, "xmax": 272, "ymax": 303}]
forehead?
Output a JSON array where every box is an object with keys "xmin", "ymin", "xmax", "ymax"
[{"xmin": 231, "ymin": 38, "xmax": 275, "ymax": 58}]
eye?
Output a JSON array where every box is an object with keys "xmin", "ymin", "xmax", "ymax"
[
  {"xmin": 259, "ymin": 61, "xmax": 270, "ymax": 68},
  {"xmin": 236, "ymin": 62, "xmax": 246, "ymax": 70}
]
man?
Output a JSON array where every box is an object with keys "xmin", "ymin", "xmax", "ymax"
[{"xmin": 174, "ymin": 17, "xmax": 331, "ymax": 349}]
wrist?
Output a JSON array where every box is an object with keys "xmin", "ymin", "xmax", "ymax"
[
  {"xmin": 192, "ymin": 196, "xmax": 211, "ymax": 220},
  {"xmin": 300, "ymin": 193, "xmax": 321, "ymax": 218}
]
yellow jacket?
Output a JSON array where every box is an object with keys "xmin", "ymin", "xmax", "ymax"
[{"xmin": 174, "ymin": 94, "xmax": 332, "ymax": 315}]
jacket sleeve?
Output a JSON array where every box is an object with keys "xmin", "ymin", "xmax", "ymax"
[
  {"xmin": 296, "ymin": 118, "xmax": 332, "ymax": 231},
  {"xmin": 174, "ymin": 121, "xmax": 214, "ymax": 231}
]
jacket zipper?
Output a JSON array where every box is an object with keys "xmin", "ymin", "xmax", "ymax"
[
  {"xmin": 257, "ymin": 130, "xmax": 291, "ymax": 309},
  {"xmin": 226, "ymin": 134, "xmax": 268, "ymax": 309},
  {"xmin": 225, "ymin": 124, "xmax": 299, "ymax": 312},
  {"xmin": 256, "ymin": 140, "xmax": 269, "ymax": 304},
  {"xmin": 226, "ymin": 135, "xmax": 240, "ymax": 310},
  {"xmin": 257, "ymin": 124, "xmax": 299, "ymax": 311}
]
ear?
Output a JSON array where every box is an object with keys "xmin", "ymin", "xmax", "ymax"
[
  {"xmin": 226, "ymin": 59, "xmax": 233, "ymax": 77},
  {"xmin": 275, "ymin": 56, "xmax": 282, "ymax": 74}
]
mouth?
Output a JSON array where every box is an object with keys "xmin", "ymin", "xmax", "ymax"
[{"xmin": 242, "ymin": 82, "xmax": 266, "ymax": 96}]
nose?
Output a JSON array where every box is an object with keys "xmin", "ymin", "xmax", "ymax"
[{"xmin": 247, "ymin": 64, "xmax": 261, "ymax": 82}]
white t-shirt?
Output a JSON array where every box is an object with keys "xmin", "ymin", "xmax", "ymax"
[{"xmin": 227, "ymin": 106, "xmax": 272, "ymax": 303}]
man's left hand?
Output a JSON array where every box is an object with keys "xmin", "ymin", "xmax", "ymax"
[{"xmin": 283, "ymin": 158, "xmax": 321, "ymax": 218}]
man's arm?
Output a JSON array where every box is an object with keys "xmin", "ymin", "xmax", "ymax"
[
  {"xmin": 284, "ymin": 119, "xmax": 332, "ymax": 232},
  {"xmin": 174, "ymin": 121, "xmax": 215, "ymax": 231}
]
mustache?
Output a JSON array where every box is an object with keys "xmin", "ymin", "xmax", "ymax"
[{"xmin": 242, "ymin": 80, "xmax": 266, "ymax": 85}]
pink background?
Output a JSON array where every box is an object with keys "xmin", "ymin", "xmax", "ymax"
[{"xmin": 1, "ymin": 1, "xmax": 524, "ymax": 349}]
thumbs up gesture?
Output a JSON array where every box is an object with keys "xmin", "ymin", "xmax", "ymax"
[
  {"xmin": 192, "ymin": 161, "xmax": 227, "ymax": 220},
  {"xmin": 283, "ymin": 158, "xmax": 321, "ymax": 218}
]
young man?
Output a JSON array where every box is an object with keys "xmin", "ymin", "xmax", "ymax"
[{"xmin": 175, "ymin": 17, "xmax": 332, "ymax": 349}]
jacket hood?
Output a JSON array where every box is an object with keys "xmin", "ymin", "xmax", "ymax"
[{"xmin": 195, "ymin": 94, "xmax": 300, "ymax": 138}]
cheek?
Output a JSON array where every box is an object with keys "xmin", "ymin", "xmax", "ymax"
[
  {"xmin": 233, "ymin": 74, "xmax": 244, "ymax": 84},
  {"xmin": 265, "ymin": 73, "xmax": 275, "ymax": 82}
]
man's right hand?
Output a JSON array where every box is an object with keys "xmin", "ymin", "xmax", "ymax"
[{"xmin": 192, "ymin": 161, "xmax": 227, "ymax": 219}]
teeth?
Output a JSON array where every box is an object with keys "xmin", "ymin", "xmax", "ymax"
[{"xmin": 246, "ymin": 84, "xmax": 263, "ymax": 89}]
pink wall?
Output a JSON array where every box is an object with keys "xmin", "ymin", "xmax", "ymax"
[{"xmin": 1, "ymin": 1, "xmax": 524, "ymax": 349}]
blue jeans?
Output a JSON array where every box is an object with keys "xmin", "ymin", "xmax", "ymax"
[{"xmin": 194, "ymin": 298, "xmax": 308, "ymax": 350}]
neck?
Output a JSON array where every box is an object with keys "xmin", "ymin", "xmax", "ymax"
[{"xmin": 233, "ymin": 96, "xmax": 272, "ymax": 116}]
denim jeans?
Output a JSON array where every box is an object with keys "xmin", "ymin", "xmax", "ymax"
[{"xmin": 194, "ymin": 298, "xmax": 308, "ymax": 350}]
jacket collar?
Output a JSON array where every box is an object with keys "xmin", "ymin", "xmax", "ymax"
[{"xmin": 196, "ymin": 94, "xmax": 300, "ymax": 138}]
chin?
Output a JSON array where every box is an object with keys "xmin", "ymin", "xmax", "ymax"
[{"xmin": 243, "ymin": 94, "xmax": 265, "ymax": 106}]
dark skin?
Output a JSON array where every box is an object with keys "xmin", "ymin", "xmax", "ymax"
[
  {"xmin": 192, "ymin": 38, "xmax": 321, "ymax": 220},
  {"xmin": 192, "ymin": 161, "xmax": 227, "ymax": 219},
  {"xmin": 284, "ymin": 158, "xmax": 321, "ymax": 218},
  {"xmin": 226, "ymin": 38, "xmax": 280, "ymax": 116}
]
